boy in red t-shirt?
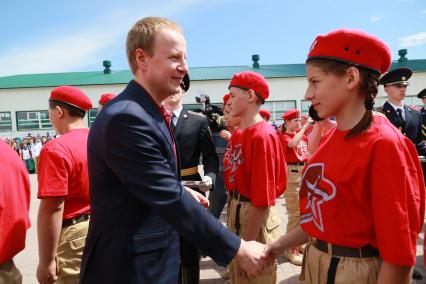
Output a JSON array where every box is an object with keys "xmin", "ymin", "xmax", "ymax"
[
  {"xmin": 226, "ymin": 71, "xmax": 286, "ymax": 283},
  {"xmin": 37, "ymin": 86, "xmax": 92, "ymax": 283}
]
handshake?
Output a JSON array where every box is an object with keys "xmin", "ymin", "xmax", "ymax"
[{"xmin": 233, "ymin": 239, "xmax": 284, "ymax": 279}]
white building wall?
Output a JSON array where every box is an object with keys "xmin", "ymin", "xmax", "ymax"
[{"xmin": 1, "ymin": 72, "xmax": 425, "ymax": 138}]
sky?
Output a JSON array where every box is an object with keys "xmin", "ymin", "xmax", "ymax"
[{"xmin": 0, "ymin": 0, "xmax": 425, "ymax": 77}]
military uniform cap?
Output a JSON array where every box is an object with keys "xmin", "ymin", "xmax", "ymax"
[
  {"xmin": 307, "ymin": 29, "xmax": 391, "ymax": 75},
  {"xmin": 181, "ymin": 73, "xmax": 190, "ymax": 92},
  {"xmin": 98, "ymin": 93, "xmax": 116, "ymax": 105},
  {"xmin": 50, "ymin": 86, "xmax": 92, "ymax": 111},
  {"xmin": 282, "ymin": 109, "xmax": 300, "ymax": 120},
  {"xmin": 228, "ymin": 71, "xmax": 269, "ymax": 101},
  {"xmin": 379, "ymin": 67, "xmax": 412, "ymax": 86},
  {"xmin": 417, "ymin": 88, "xmax": 426, "ymax": 99}
]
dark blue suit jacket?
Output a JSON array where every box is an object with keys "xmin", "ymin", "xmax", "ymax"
[
  {"xmin": 382, "ymin": 101, "xmax": 426, "ymax": 156},
  {"xmin": 80, "ymin": 80, "xmax": 240, "ymax": 284}
]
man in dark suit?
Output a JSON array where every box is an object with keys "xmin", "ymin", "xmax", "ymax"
[
  {"xmin": 417, "ymin": 88, "xmax": 426, "ymax": 141},
  {"xmin": 380, "ymin": 67, "xmax": 426, "ymax": 156},
  {"xmin": 164, "ymin": 74, "xmax": 219, "ymax": 284},
  {"xmin": 80, "ymin": 17, "xmax": 266, "ymax": 284}
]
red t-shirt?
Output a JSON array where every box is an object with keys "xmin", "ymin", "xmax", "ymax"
[
  {"xmin": 0, "ymin": 140, "xmax": 31, "ymax": 263},
  {"xmin": 300, "ymin": 115, "xmax": 424, "ymax": 266},
  {"xmin": 279, "ymin": 132, "xmax": 308, "ymax": 163},
  {"xmin": 226, "ymin": 121, "xmax": 286, "ymax": 206},
  {"xmin": 38, "ymin": 128, "xmax": 90, "ymax": 220},
  {"xmin": 223, "ymin": 129, "xmax": 242, "ymax": 191}
]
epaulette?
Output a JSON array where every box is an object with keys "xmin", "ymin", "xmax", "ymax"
[
  {"xmin": 188, "ymin": 110, "xmax": 206, "ymax": 117},
  {"xmin": 374, "ymin": 106, "xmax": 384, "ymax": 114},
  {"xmin": 408, "ymin": 105, "xmax": 421, "ymax": 112}
]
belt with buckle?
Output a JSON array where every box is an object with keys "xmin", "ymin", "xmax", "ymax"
[
  {"xmin": 229, "ymin": 191, "xmax": 251, "ymax": 202},
  {"xmin": 287, "ymin": 162, "xmax": 306, "ymax": 166},
  {"xmin": 313, "ymin": 239, "xmax": 379, "ymax": 258},
  {"xmin": 62, "ymin": 213, "xmax": 90, "ymax": 228},
  {"xmin": 181, "ymin": 166, "xmax": 199, "ymax": 177}
]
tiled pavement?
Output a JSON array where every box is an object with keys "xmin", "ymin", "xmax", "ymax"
[{"xmin": 15, "ymin": 174, "xmax": 426, "ymax": 283}]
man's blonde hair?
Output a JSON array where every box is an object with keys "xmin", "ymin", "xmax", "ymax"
[{"xmin": 126, "ymin": 17, "xmax": 182, "ymax": 74}]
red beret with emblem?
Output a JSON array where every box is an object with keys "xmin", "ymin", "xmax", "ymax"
[
  {"xmin": 282, "ymin": 109, "xmax": 300, "ymax": 120},
  {"xmin": 228, "ymin": 71, "xmax": 269, "ymax": 100},
  {"xmin": 98, "ymin": 93, "xmax": 116, "ymax": 106},
  {"xmin": 259, "ymin": 109, "xmax": 271, "ymax": 121},
  {"xmin": 50, "ymin": 86, "xmax": 92, "ymax": 111},
  {"xmin": 307, "ymin": 29, "xmax": 391, "ymax": 74}
]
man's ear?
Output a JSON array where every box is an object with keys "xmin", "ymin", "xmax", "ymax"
[
  {"xmin": 346, "ymin": 66, "xmax": 361, "ymax": 91},
  {"xmin": 135, "ymin": 48, "xmax": 149, "ymax": 70}
]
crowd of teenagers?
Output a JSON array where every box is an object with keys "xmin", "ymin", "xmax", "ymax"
[{"xmin": 1, "ymin": 16, "xmax": 426, "ymax": 284}]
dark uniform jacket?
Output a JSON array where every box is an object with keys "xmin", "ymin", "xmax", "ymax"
[
  {"xmin": 80, "ymin": 80, "xmax": 240, "ymax": 284},
  {"xmin": 421, "ymin": 107, "xmax": 426, "ymax": 141},
  {"xmin": 173, "ymin": 107, "xmax": 219, "ymax": 189},
  {"xmin": 381, "ymin": 101, "xmax": 426, "ymax": 156}
]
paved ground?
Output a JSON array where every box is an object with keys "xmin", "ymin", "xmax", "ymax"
[{"xmin": 15, "ymin": 174, "xmax": 426, "ymax": 283}]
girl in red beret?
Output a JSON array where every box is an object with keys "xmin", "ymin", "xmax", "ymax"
[
  {"xmin": 264, "ymin": 29, "xmax": 425, "ymax": 284},
  {"xmin": 279, "ymin": 109, "xmax": 312, "ymax": 266}
]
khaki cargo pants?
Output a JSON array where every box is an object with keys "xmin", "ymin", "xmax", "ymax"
[
  {"xmin": 301, "ymin": 242, "xmax": 386, "ymax": 284},
  {"xmin": 227, "ymin": 197, "xmax": 282, "ymax": 284},
  {"xmin": 285, "ymin": 164, "xmax": 303, "ymax": 233},
  {"xmin": 0, "ymin": 259, "xmax": 22, "ymax": 284},
  {"xmin": 56, "ymin": 219, "xmax": 89, "ymax": 284}
]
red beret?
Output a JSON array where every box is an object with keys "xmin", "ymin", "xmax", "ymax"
[
  {"xmin": 223, "ymin": 93, "xmax": 230, "ymax": 105},
  {"xmin": 259, "ymin": 109, "xmax": 271, "ymax": 121},
  {"xmin": 50, "ymin": 86, "xmax": 92, "ymax": 111},
  {"xmin": 307, "ymin": 29, "xmax": 391, "ymax": 74},
  {"xmin": 282, "ymin": 109, "xmax": 300, "ymax": 120},
  {"xmin": 98, "ymin": 93, "xmax": 116, "ymax": 105},
  {"xmin": 228, "ymin": 71, "xmax": 269, "ymax": 100}
]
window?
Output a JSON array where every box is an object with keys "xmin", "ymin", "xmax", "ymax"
[
  {"xmin": 301, "ymin": 100, "xmax": 311, "ymax": 115},
  {"xmin": 263, "ymin": 100, "xmax": 296, "ymax": 123},
  {"xmin": 16, "ymin": 111, "xmax": 52, "ymax": 131},
  {"xmin": 0, "ymin": 112, "xmax": 12, "ymax": 131},
  {"xmin": 88, "ymin": 108, "xmax": 98, "ymax": 127}
]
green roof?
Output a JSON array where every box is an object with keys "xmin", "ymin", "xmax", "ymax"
[{"xmin": 0, "ymin": 59, "xmax": 425, "ymax": 89}]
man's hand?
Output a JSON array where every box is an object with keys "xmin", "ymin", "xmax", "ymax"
[
  {"xmin": 234, "ymin": 240, "xmax": 268, "ymax": 278},
  {"xmin": 185, "ymin": 186, "xmax": 209, "ymax": 208},
  {"xmin": 199, "ymin": 175, "xmax": 213, "ymax": 192},
  {"xmin": 36, "ymin": 260, "xmax": 58, "ymax": 284}
]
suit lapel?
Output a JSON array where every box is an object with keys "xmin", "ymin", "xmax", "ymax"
[
  {"xmin": 125, "ymin": 80, "xmax": 176, "ymax": 158},
  {"xmin": 174, "ymin": 107, "xmax": 188, "ymax": 139}
]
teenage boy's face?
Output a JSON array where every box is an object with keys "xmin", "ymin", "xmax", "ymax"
[
  {"xmin": 229, "ymin": 87, "xmax": 249, "ymax": 118},
  {"xmin": 142, "ymin": 28, "xmax": 188, "ymax": 100}
]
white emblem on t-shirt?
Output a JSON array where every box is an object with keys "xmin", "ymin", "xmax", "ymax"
[{"xmin": 300, "ymin": 163, "xmax": 336, "ymax": 232}]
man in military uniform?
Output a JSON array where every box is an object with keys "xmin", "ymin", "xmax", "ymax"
[
  {"xmin": 164, "ymin": 73, "xmax": 219, "ymax": 284},
  {"xmin": 417, "ymin": 88, "xmax": 426, "ymax": 141},
  {"xmin": 380, "ymin": 67, "xmax": 426, "ymax": 156}
]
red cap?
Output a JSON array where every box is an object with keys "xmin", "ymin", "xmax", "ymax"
[
  {"xmin": 228, "ymin": 71, "xmax": 269, "ymax": 100},
  {"xmin": 50, "ymin": 86, "xmax": 92, "ymax": 111},
  {"xmin": 307, "ymin": 29, "xmax": 391, "ymax": 74},
  {"xmin": 282, "ymin": 109, "xmax": 300, "ymax": 120},
  {"xmin": 98, "ymin": 93, "xmax": 116, "ymax": 106},
  {"xmin": 259, "ymin": 109, "xmax": 270, "ymax": 121}
]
